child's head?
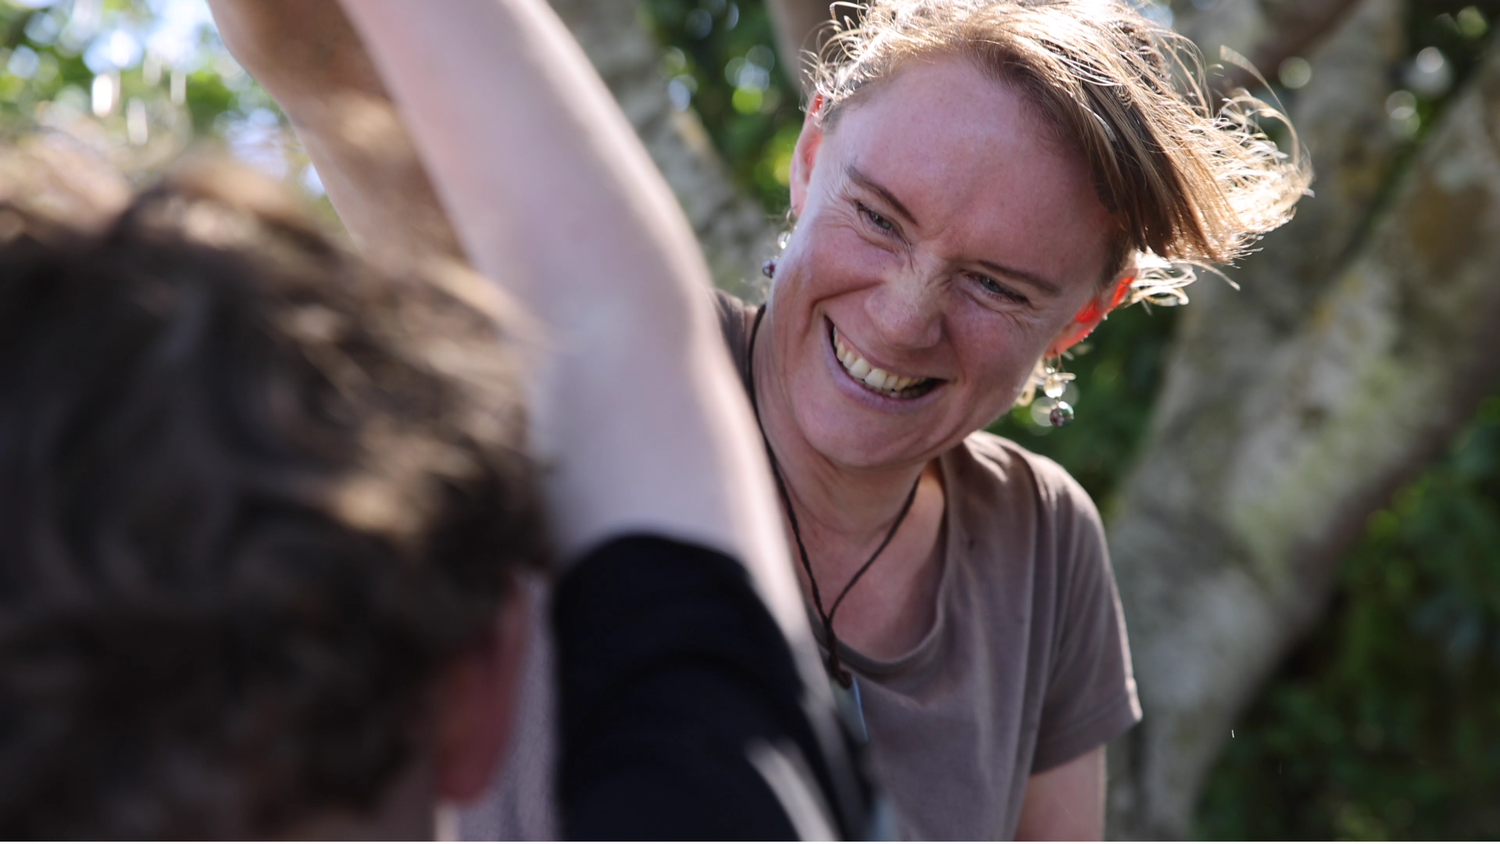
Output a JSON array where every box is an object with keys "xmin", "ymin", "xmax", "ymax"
[{"xmin": 0, "ymin": 143, "xmax": 547, "ymax": 838}]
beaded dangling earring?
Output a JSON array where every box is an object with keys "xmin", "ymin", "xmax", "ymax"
[
  {"xmin": 762, "ymin": 219, "xmax": 793, "ymax": 280},
  {"xmin": 1039, "ymin": 358, "xmax": 1076, "ymax": 427}
]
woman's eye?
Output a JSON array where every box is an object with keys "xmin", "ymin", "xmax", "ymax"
[
  {"xmin": 859, "ymin": 203, "xmax": 896, "ymax": 232},
  {"xmin": 973, "ymin": 273, "xmax": 1028, "ymax": 305}
]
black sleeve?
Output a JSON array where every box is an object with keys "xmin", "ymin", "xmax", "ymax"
[{"xmin": 553, "ymin": 534, "xmax": 875, "ymax": 841}]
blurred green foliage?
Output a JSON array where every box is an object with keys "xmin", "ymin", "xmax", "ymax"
[
  {"xmin": 641, "ymin": 0, "xmax": 804, "ymax": 212},
  {"xmin": 1197, "ymin": 397, "xmax": 1500, "ymax": 840},
  {"xmin": 1, "ymin": 0, "xmax": 310, "ymax": 189}
]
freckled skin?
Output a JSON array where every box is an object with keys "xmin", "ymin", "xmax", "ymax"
[{"xmin": 761, "ymin": 56, "xmax": 1119, "ymax": 473}]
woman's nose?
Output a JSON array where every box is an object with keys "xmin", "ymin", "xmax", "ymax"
[{"xmin": 864, "ymin": 266, "xmax": 943, "ymax": 350}]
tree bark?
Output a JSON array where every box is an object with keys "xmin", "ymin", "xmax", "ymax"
[{"xmin": 1106, "ymin": 0, "xmax": 1500, "ymax": 836}]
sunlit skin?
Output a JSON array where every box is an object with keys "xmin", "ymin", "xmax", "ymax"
[
  {"xmin": 752, "ymin": 55, "xmax": 1126, "ymax": 643},
  {"xmin": 759, "ymin": 55, "xmax": 1122, "ymax": 479}
]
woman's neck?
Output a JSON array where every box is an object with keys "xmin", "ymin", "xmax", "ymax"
[
  {"xmin": 749, "ymin": 305, "xmax": 949, "ymax": 660},
  {"xmin": 750, "ymin": 309, "xmax": 931, "ymax": 573}
]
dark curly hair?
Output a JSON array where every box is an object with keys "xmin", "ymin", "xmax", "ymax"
[{"xmin": 0, "ymin": 149, "xmax": 548, "ymax": 838}]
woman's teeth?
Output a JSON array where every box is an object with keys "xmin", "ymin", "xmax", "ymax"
[{"xmin": 832, "ymin": 328, "xmax": 930, "ymax": 396}]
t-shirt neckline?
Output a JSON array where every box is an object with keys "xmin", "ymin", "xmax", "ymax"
[{"xmin": 804, "ymin": 446, "xmax": 966, "ymax": 679}]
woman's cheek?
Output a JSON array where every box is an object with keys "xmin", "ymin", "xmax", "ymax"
[
  {"xmin": 808, "ymin": 221, "xmax": 895, "ymax": 281},
  {"xmin": 952, "ymin": 318, "xmax": 1034, "ymax": 401},
  {"xmin": 961, "ymin": 347, "xmax": 1032, "ymax": 420}
]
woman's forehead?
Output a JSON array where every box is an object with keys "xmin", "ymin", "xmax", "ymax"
[
  {"xmin": 827, "ymin": 57, "xmax": 1069, "ymax": 183},
  {"xmin": 820, "ymin": 57, "xmax": 1114, "ymax": 287}
]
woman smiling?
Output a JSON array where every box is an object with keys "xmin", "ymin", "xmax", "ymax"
[
  {"xmin": 720, "ymin": 2, "xmax": 1306, "ymax": 836},
  {"xmin": 207, "ymin": 0, "xmax": 1307, "ymax": 837}
]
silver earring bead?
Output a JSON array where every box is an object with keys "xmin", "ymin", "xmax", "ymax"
[
  {"xmin": 1038, "ymin": 358, "xmax": 1076, "ymax": 428},
  {"xmin": 1049, "ymin": 401, "xmax": 1075, "ymax": 427},
  {"xmin": 762, "ymin": 258, "xmax": 776, "ymax": 278}
]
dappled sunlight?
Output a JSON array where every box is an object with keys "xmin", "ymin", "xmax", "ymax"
[{"xmin": 1, "ymin": 0, "xmax": 323, "ymax": 198}]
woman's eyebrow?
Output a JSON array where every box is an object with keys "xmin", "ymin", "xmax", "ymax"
[
  {"xmin": 845, "ymin": 162, "xmax": 1061, "ymax": 297},
  {"xmin": 976, "ymin": 259, "xmax": 1062, "ymax": 297},
  {"xmin": 846, "ymin": 164, "xmax": 918, "ymax": 226}
]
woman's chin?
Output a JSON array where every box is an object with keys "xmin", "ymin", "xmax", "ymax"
[
  {"xmin": 780, "ymin": 350, "xmax": 966, "ymax": 469},
  {"xmin": 796, "ymin": 410, "xmax": 943, "ymax": 471}
]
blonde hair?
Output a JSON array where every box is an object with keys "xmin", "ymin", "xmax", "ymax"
[{"xmin": 810, "ymin": 0, "xmax": 1310, "ymax": 304}]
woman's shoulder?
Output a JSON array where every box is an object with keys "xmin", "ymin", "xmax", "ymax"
[
  {"xmin": 949, "ymin": 430, "xmax": 1104, "ymax": 533},
  {"xmin": 710, "ymin": 288, "xmax": 756, "ymax": 387},
  {"xmin": 711, "ymin": 287, "xmax": 751, "ymax": 328}
]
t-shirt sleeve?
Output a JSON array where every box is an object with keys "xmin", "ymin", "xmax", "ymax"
[
  {"xmin": 553, "ymin": 534, "xmax": 877, "ymax": 840},
  {"xmin": 1030, "ymin": 471, "xmax": 1142, "ymax": 773},
  {"xmin": 710, "ymin": 288, "xmax": 754, "ymax": 387}
]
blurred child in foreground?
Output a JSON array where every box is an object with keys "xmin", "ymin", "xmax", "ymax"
[{"xmin": 0, "ymin": 136, "xmax": 868, "ymax": 837}]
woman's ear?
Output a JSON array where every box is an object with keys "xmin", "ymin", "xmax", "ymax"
[
  {"xmin": 432, "ymin": 585, "xmax": 530, "ymax": 803},
  {"xmin": 1045, "ymin": 273, "xmax": 1134, "ymax": 359},
  {"xmin": 789, "ymin": 95, "xmax": 827, "ymax": 217}
]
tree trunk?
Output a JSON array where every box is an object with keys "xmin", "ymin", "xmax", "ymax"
[{"xmin": 1107, "ymin": 0, "xmax": 1500, "ymax": 836}]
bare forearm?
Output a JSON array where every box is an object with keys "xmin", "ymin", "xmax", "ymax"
[{"xmin": 206, "ymin": 0, "xmax": 462, "ymax": 265}]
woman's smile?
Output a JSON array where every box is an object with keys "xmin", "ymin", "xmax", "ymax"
[
  {"xmin": 829, "ymin": 320, "xmax": 942, "ymax": 399},
  {"xmin": 766, "ymin": 55, "xmax": 1117, "ymax": 471}
]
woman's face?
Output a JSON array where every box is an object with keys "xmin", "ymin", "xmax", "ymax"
[{"xmin": 766, "ymin": 55, "xmax": 1120, "ymax": 471}]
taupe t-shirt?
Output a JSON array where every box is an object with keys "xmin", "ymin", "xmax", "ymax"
[{"xmin": 716, "ymin": 291, "xmax": 1141, "ymax": 840}]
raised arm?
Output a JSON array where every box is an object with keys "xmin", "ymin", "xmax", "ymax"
[
  {"xmin": 340, "ymin": 3, "xmax": 884, "ymax": 834},
  {"xmin": 206, "ymin": 3, "xmax": 874, "ymax": 835},
  {"xmin": 334, "ymin": 0, "xmax": 796, "ymax": 612},
  {"xmin": 210, "ymin": 0, "xmax": 789, "ymax": 593}
]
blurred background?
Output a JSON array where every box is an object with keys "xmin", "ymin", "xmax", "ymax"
[{"xmin": 3, "ymin": 0, "xmax": 1498, "ymax": 838}]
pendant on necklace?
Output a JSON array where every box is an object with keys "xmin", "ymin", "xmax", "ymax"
[{"xmin": 831, "ymin": 674, "xmax": 868, "ymax": 743}]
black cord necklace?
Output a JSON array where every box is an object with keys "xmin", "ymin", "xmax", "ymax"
[{"xmin": 746, "ymin": 305, "xmax": 921, "ymax": 689}]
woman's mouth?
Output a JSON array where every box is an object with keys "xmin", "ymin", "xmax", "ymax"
[{"xmin": 830, "ymin": 325, "xmax": 938, "ymax": 399}]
